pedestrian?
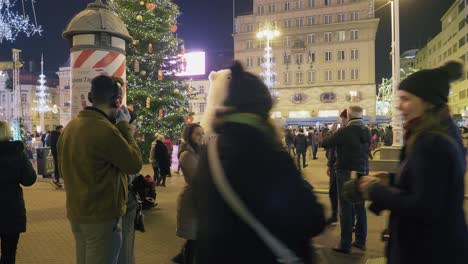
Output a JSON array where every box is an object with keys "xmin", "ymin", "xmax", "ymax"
[
  {"xmin": 164, "ymin": 135, "xmax": 174, "ymax": 176},
  {"xmin": 149, "ymin": 133, "xmax": 160, "ymax": 182},
  {"xmin": 322, "ymin": 106, "xmax": 371, "ymax": 254},
  {"xmin": 310, "ymin": 129, "xmax": 319, "ymax": 160},
  {"xmin": 194, "ymin": 61, "xmax": 325, "ymax": 264},
  {"xmin": 154, "ymin": 133, "xmax": 170, "ymax": 187},
  {"xmin": 57, "ymin": 75, "xmax": 142, "ymax": 264},
  {"xmin": 294, "ymin": 128, "xmax": 309, "ymax": 170},
  {"xmin": 358, "ymin": 61, "xmax": 468, "ymax": 264},
  {"xmin": 285, "ymin": 129, "xmax": 295, "ymax": 156},
  {"xmin": 0, "ymin": 120, "xmax": 37, "ymax": 264},
  {"xmin": 47, "ymin": 125, "xmax": 64, "ymax": 188},
  {"xmin": 176, "ymin": 123, "xmax": 204, "ymax": 264}
]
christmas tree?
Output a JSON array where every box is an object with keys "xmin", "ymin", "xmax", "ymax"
[{"xmin": 108, "ymin": 0, "xmax": 191, "ymax": 160}]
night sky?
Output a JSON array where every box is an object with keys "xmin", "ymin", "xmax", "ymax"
[{"xmin": 0, "ymin": 0, "xmax": 455, "ymax": 81}]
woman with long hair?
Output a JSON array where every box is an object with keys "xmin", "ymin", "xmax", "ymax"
[
  {"xmin": 176, "ymin": 123, "xmax": 204, "ymax": 264},
  {"xmin": 358, "ymin": 61, "xmax": 468, "ymax": 263},
  {"xmin": 0, "ymin": 120, "xmax": 37, "ymax": 263}
]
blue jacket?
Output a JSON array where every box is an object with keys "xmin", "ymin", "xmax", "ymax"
[{"xmin": 369, "ymin": 118, "xmax": 468, "ymax": 264}]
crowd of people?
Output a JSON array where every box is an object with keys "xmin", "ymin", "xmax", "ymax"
[{"xmin": 1, "ymin": 60, "xmax": 468, "ymax": 264}]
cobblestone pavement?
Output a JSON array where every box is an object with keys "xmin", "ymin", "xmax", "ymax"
[{"xmin": 17, "ymin": 149, "xmax": 468, "ymax": 264}]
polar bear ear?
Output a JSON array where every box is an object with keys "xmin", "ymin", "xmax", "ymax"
[{"xmin": 208, "ymin": 71, "xmax": 217, "ymax": 81}]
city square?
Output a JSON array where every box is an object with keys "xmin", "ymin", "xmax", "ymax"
[{"xmin": 1, "ymin": 0, "xmax": 468, "ymax": 263}]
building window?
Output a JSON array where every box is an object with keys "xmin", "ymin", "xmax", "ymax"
[
  {"xmin": 325, "ymin": 51, "xmax": 332, "ymax": 61},
  {"xmin": 246, "ymin": 57, "xmax": 253, "ymax": 67},
  {"xmin": 324, "ymin": 0, "xmax": 330, "ymax": 6},
  {"xmin": 269, "ymin": 4, "xmax": 276, "ymax": 13},
  {"xmin": 351, "ymin": 49, "xmax": 359, "ymax": 60},
  {"xmin": 1, "ymin": 94, "xmax": 5, "ymax": 102},
  {"xmin": 337, "ymin": 0, "xmax": 345, "ymax": 4},
  {"xmin": 453, "ymin": 43, "xmax": 458, "ymax": 53},
  {"xmin": 350, "ymin": 11, "xmax": 359, "ymax": 21},
  {"xmin": 308, "ymin": 51, "xmax": 316, "ymax": 63},
  {"xmin": 284, "ymin": 72, "xmax": 291, "ymax": 83},
  {"xmin": 325, "ymin": 15, "xmax": 332, "ymax": 24},
  {"xmin": 257, "ymin": 57, "xmax": 263, "ymax": 66},
  {"xmin": 257, "ymin": 5, "xmax": 264, "ymax": 14},
  {"xmin": 325, "ymin": 32, "xmax": 332, "ymax": 42},
  {"xmin": 199, "ymin": 103, "xmax": 206, "ymax": 113},
  {"xmin": 246, "ymin": 24, "xmax": 253, "ymax": 32},
  {"xmin": 247, "ymin": 40, "xmax": 253, "ymax": 49},
  {"xmin": 338, "ymin": 50, "xmax": 345, "ymax": 61},
  {"xmin": 296, "ymin": 17, "xmax": 304, "ymax": 27},
  {"xmin": 284, "ymin": 36, "xmax": 291, "ymax": 47},
  {"xmin": 284, "ymin": 19, "xmax": 292, "ymax": 28},
  {"xmin": 325, "ymin": 70, "xmax": 332, "ymax": 81},
  {"xmin": 351, "ymin": 68, "xmax": 359, "ymax": 80},
  {"xmin": 460, "ymin": 36, "xmax": 466, "ymax": 48},
  {"xmin": 257, "ymin": 39, "xmax": 264, "ymax": 49},
  {"xmin": 338, "ymin": 69, "xmax": 345, "ymax": 80},
  {"xmin": 307, "ymin": 16, "xmax": 316, "ymax": 25},
  {"xmin": 296, "ymin": 0, "xmax": 303, "ymax": 9},
  {"xmin": 284, "ymin": 53, "xmax": 291, "ymax": 64},
  {"xmin": 308, "ymin": 70, "xmax": 316, "ymax": 82},
  {"xmin": 308, "ymin": 0, "xmax": 315, "ymax": 7},
  {"xmin": 351, "ymin": 30, "xmax": 359, "ymax": 40},
  {"xmin": 307, "ymin": 34, "xmax": 316, "ymax": 44},
  {"xmin": 199, "ymin": 86, "xmax": 205, "ymax": 94},
  {"xmin": 285, "ymin": 2, "xmax": 291, "ymax": 11},
  {"xmin": 296, "ymin": 53, "xmax": 304, "ymax": 64},
  {"xmin": 296, "ymin": 72, "xmax": 303, "ymax": 83},
  {"xmin": 338, "ymin": 31, "xmax": 346, "ymax": 41},
  {"xmin": 337, "ymin": 13, "xmax": 345, "ymax": 23}
]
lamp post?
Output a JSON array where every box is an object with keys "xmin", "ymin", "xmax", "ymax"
[
  {"xmin": 390, "ymin": 0, "xmax": 403, "ymax": 147},
  {"xmin": 256, "ymin": 25, "xmax": 280, "ymax": 98}
]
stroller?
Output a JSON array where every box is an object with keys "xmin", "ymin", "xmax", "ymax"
[{"xmin": 131, "ymin": 174, "xmax": 157, "ymax": 210}]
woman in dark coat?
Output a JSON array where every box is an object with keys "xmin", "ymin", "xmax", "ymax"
[
  {"xmin": 359, "ymin": 61, "xmax": 468, "ymax": 264},
  {"xmin": 0, "ymin": 120, "xmax": 37, "ymax": 263},
  {"xmin": 154, "ymin": 133, "xmax": 171, "ymax": 187},
  {"xmin": 194, "ymin": 62, "xmax": 325, "ymax": 264}
]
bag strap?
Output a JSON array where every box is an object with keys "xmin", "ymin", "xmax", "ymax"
[{"xmin": 207, "ymin": 136, "xmax": 304, "ymax": 264}]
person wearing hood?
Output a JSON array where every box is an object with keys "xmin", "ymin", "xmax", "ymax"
[
  {"xmin": 194, "ymin": 61, "xmax": 325, "ymax": 264},
  {"xmin": 294, "ymin": 128, "xmax": 309, "ymax": 170},
  {"xmin": 322, "ymin": 106, "xmax": 371, "ymax": 254},
  {"xmin": 358, "ymin": 61, "xmax": 468, "ymax": 263},
  {"xmin": 0, "ymin": 120, "xmax": 37, "ymax": 263}
]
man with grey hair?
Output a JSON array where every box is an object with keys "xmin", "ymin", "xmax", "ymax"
[{"xmin": 322, "ymin": 105, "xmax": 371, "ymax": 254}]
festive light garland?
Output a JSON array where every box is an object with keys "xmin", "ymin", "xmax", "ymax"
[{"xmin": 0, "ymin": 0, "xmax": 42, "ymax": 43}]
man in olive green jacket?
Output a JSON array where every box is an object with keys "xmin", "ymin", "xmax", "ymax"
[{"xmin": 57, "ymin": 75, "xmax": 142, "ymax": 264}]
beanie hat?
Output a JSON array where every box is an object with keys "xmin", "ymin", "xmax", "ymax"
[
  {"xmin": 224, "ymin": 61, "xmax": 273, "ymax": 119},
  {"xmin": 398, "ymin": 60, "xmax": 464, "ymax": 106}
]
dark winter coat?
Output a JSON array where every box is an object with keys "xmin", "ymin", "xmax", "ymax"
[
  {"xmin": 47, "ymin": 130, "xmax": 61, "ymax": 155},
  {"xmin": 0, "ymin": 141, "xmax": 37, "ymax": 234},
  {"xmin": 294, "ymin": 133, "xmax": 309, "ymax": 153},
  {"xmin": 154, "ymin": 140, "xmax": 170, "ymax": 175},
  {"xmin": 194, "ymin": 119, "xmax": 325, "ymax": 264},
  {"xmin": 285, "ymin": 133, "xmax": 295, "ymax": 145},
  {"xmin": 321, "ymin": 119, "xmax": 371, "ymax": 173},
  {"xmin": 369, "ymin": 118, "xmax": 468, "ymax": 264}
]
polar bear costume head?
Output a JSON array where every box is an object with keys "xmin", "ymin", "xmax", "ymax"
[{"xmin": 199, "ymin": 68, "xmax": 231, "ymax": 136}]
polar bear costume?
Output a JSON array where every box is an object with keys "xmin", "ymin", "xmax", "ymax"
[{"xmin": 199, "ymin": 69, "xmax": 231, "ymax": 137}]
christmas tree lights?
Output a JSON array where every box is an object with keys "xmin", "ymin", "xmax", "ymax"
[{"xmin": 32, "ymin": 55, "xmax": 51, "ymax": 132}]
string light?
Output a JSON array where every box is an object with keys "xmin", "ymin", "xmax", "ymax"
[{"xmin": 0, "ymin": 0, "xmax": 42, "ymax": 43}]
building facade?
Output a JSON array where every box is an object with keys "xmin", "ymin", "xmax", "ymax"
[
  {"xmin": 187, "ymin": 79, "xmax": 210, "ymax": 123},
  {"xmin": 414, "ymin": 0, "xmax": 468, "ymax": 115},
  {"xmin": 233, "ymin": 0, "xmax": 379, "ymax": 120}
]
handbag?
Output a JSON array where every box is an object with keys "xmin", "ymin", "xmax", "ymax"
[{"xmin": 207, "ymin": 137, "xmax": 304, "ymax": 264}]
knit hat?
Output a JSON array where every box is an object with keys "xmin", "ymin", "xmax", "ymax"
[
  {"xmin": 224, "ymin": 61, "xmax": 273, "ymax": 119},
  {"xmin": 398, "ymin": 60, "xmax": 464, "ymax": 106}
]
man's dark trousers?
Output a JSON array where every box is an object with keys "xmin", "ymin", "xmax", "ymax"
[
  {"xmin": 296, "ymin": 151, "xmax": 306, "ymax": 169},
  {"xmin": 335, "ymin": 169, "xmax": 367, "ymax": 249},
  {"xmin": 329, "ymin": 168, "xmax": 338, "ymax": 221},
  {"xmin": 52, "ymin": 152, "xmax": 60, "ymax": 183}
]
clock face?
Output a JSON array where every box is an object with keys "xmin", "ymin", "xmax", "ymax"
[
  {"xmin": 320, "ymin": 92, "xmax": 337, "ymax": 103},
  {"xmin": 290, "ymin": 93, "xmax": 308, "ymax": 104}
]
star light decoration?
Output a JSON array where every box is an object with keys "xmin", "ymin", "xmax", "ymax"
[{"xmin": 0, "ymin": 0, "xmax": 42, "ymax": 43}]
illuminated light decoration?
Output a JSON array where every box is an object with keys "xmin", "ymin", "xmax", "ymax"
[
  {"xmin": 134, "ymin": 60, "xmax": 140, "ymax": 72},
  {"xmin": 148, "ymin": 43, "xmax": 153, "ymax": 53},
  {"xmin": 136, "ymin": 15, "xmax": 143, "ymax": 22},
  {"xmin": 146, "ymin": 97, "xmax": 150, "ymax": 108},
  {"xmin": 0, "ymin": 0, "xmax": 42, "ymax": 43},
  {"xmin": 170, "ymin": 24, "xmax": 177, "ymax": 33},
  {"xmin": 256, "ymin": 24, "xmax": 280, "ymax": 99},
  {"xmin": 146, "ymin": 2, "xmax": 155, "ymax": 11},
  {"xmin": 176, "ymin": 52, "xmax": 205, "ymax": 76},
  {"xmin": 32, "ymin": 54, "xmax": 51, "ymax": 132}
]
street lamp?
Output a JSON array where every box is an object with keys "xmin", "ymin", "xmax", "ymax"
[
  {"xmin": 390, "ymin": 0, "xmax": 403, "ymax": 147},
  {"xmin": 256, "ymin": 24, "xmax": 280, "ymax": 98}
]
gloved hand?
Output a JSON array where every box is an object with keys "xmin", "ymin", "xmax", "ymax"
[{"xmin": 116, "ymin": 105, "xmax": 131, "ymax": 124}]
